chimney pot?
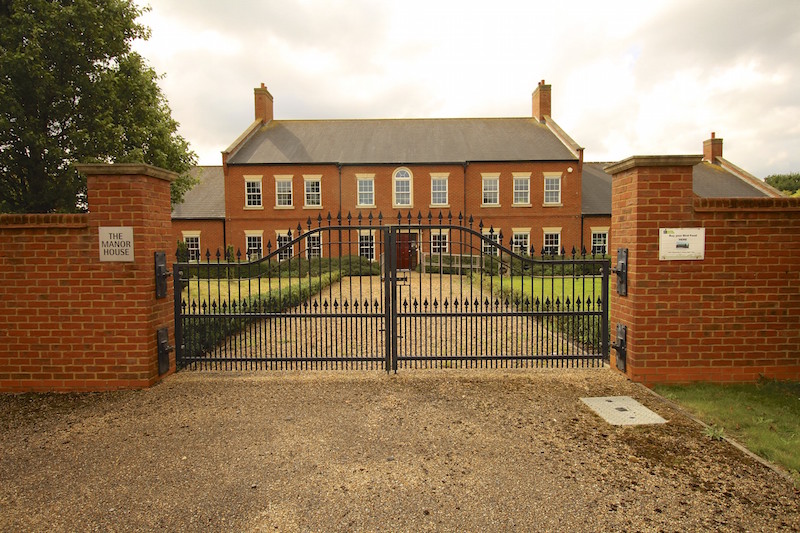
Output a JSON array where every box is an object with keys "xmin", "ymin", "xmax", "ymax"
[
  {"xmin": 254, "ymin": 83, "xmax": 274, "ymax": 123},
  {"xmin": 703, "ymin": 132, "xmax": 723, "ymax": 164},
  {"xmin": 532, "ymin": 80, "xmax": 552, "ymax": 123}
]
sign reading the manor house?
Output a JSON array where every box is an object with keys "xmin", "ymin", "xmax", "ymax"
[
  {"xmin": 98, "ymin": 227, "xmax": 134, "ymax": 262},
  {"xmin": 659, "ymin": 228, "xmax": 705, "ymax": 261}
]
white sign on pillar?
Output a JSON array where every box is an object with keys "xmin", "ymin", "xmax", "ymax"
[
  {"xmin": 659, "ymin": 228, "xmax": 705, "ymax": 261},
  {"xmin": 99, "ymin": 226, "xmax": 135, "ymax": 262}
]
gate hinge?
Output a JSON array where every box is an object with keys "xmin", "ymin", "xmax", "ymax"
[
  {"xmin": 611, "ymin": 248, "xmax": 628, "ymax": 296},
  {"xmin": 611, "ymin": 323, "xmax": 627, "ymax": 372},
  {"xmin": 154, "ymin": 251, "xmax": 171, "ymax": 299},
  {"xmin": 157, "ymin": 327, "xmax": 173, "ymax": 375}
]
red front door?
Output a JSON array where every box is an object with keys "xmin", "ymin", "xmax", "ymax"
[{"xmin": 396, "ymin": 233, "xmax": 418, "ymax": 270}]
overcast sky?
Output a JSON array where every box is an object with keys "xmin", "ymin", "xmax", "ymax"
[{"xmin": 132, "ymin": 0, "xmax": 800, "ymax": 178}]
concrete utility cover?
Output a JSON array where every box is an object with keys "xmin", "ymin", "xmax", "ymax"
[{"xmin": 581, "ymin": 396, "xmax": 667, "ymax": 426}]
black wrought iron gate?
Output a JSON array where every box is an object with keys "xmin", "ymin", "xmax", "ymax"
[{"xmin": 174, "ymin": 213, "xmax": 609, "ymax": 371}]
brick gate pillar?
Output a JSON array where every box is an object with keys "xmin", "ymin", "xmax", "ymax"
[
  {"xmin": 605, "ymin": 156, "xmax": 702, "ymax": 384},
  {"xmin": 76, "ymin": 163, "xmax": 177, "ymax": 389}
]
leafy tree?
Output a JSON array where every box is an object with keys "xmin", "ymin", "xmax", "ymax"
[
  {"xmin": 0, "ymin": 0, "xmax": 197, "ymax": 213},
  {"xmin": 765, "ymin": 173, "xmax": 800, "ymax": 196}
]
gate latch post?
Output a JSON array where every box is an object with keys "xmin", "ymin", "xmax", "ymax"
[
  {"xmin": 157, "ymin": 327, "xmax": 173, "ymax": 375},
  {"xmin": 611, "ymin": 323, "xmax": 627, "ymax": 372},
  {"xmin": 611, "ymin": 248, "xmax": 628, "ymax": 296},
  {"xmin": 155, "ymin": 251, "xmax": 171, "ymax": 299}
]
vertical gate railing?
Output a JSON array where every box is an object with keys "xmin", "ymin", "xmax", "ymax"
[
  {"xmin": 387, "ymin": 212, "xmax": 609, "ymax": 368},
  {"xmin": 173, "ymin": 211, "xmax": 610, "ymax": 371}
]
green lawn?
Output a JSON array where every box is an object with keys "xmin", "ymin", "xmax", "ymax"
[
  {"xmin": 654, "ymin": 380, "xmax": 800, "ymax": 486},
  {"xmin": 181, "ymin": 272, "xmax": 340, "ymax": 307},
  {"xmin": 486, "ymin": 276, "xmax": 604, "ymax": 307}
]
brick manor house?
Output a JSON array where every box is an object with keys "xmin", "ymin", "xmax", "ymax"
[{"xmin": 172, "ymin": 81, "xmax": 780, "ymax": 262}]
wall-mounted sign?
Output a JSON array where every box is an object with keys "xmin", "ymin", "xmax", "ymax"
[
  {"xmin": 99, "ymin": 226, "xmax": 134, "ymax": 262},
  {"xmin": 659, "ymin": 228, "xmax": 705, "ymax": 261}
]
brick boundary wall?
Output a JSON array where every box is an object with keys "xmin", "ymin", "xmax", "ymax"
[
  {"xmin": 607, "ymin": 155, "xmax": 800, "ymax": 385},
  {"xmin": 0, "ymin": 164, "xmax": 177, "ymax": 392}
]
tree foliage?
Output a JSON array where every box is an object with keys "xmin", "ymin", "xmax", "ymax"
[
  {"xmin": 0, "ymin": 0, "xmax": 197, "ymax": 213},
  {"xmin": 765, "ymin": 173, "xmax": 800, "ymax": 196}
]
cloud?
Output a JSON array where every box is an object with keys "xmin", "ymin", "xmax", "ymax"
[{"xmin": 133, "ymin": 0, "xmax": 800, "ymax": 177}]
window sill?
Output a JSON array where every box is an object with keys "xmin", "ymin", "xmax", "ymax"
[
  {"xmin": 429, "ymin": 204, "xmax": 450, "ymax": 209},
  {"xmin": 393, "ymin": 205, "xmax": 413, "ymax": 210},
  {"xmin": 542, "ymin": 203, "xmax": 563, "ymax": 208},
  {"xmin": 274, "ymin": 205, "xmax": 295, "ymax": 210},
  {"xmin": 481, "ymin": 204, "xmax": 501, "ymax": 208},
  {"xmin": 512, "ymin": 203, "xmax": 532, "ymax": 208},
  {"xmin": 356, "ymin": 204, "xmax": 377, "ymax": 209},
  {"xmin": 244, "ymin": 205, "xmax": 264, "ymax": 210},
  {"xmin": 303, "ymin": 205, "xmax": 323, "ymax": 210}
]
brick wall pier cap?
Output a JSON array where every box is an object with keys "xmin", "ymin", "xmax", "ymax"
[
  {"xmin": 0, "ymin": 163, "xmax": 178, "ymax": 392},
  {"xmin": 608, "ymin": 154, "xmax": 800, "ymax": 385}
]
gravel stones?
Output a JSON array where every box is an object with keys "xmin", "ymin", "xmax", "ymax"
[{"xmin": 1, "ymin": 369, "xmax": 798, "ymax": 531}]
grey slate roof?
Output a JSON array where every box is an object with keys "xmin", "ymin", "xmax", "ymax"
[
  {"xmin": 582, "ymin": 160, "xmax": 770, "ymax": 215},
  {"xmin": 171, "ymin": 166, "xmax": 225, "ymax": 219},
  {"xmin": 227, "ymin": 118, "xmax": 578, "ymax": 165},
  {"xmin": 581, "ymin": 163, "xmax": 613, "ymax": 215},
  {"xmin": 692, "ymin": 161, "xmax": 770, "ymax": 198}
]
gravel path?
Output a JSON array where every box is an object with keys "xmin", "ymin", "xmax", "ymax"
[
  {"xmin": 1, "ymin": 369, "xmax": 798, "ymax": 532},
  {"xmin": 212, "ymin": 272, "xmax": 595, "ymax": 365}
]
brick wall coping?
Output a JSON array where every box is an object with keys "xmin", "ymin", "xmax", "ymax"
[
  {"xmin": 605, "ymin": 155, "xmax": 703, "ymax": 175},
  {"xmin": 694, "ymin": 197, "xmax": 800, "ymax": 212},
  {"xmin": 75, "ymin": 163, "xmax": 178, "ymax": 182},
  {"xmin": 0, "ymin": 213, "xmax": 89, "ymax": 229}
]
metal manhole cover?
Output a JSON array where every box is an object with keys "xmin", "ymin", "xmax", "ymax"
[{"xmin": 581, "ymin": 396, "xmax": 667, "ymax": 426}]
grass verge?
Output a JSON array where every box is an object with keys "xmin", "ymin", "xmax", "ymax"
[
  {"xmin": 488, "ymin": 276, "xmax": 603, "ymax": 305},
  {"xmin": 483, "ymin": 275, "xmax": 606, "ymax": 352},
  {"xmin": 180, "ymin": 272, "xmax": 341, "ymax": 361},
  {"xmin": 653, "ymin": 379, "xmax": 800, "ymax": 487}
]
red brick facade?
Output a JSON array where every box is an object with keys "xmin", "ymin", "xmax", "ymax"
[
  {"xmin": 608, "ymin": 156, "xmax": 800, "ymax": 385},
  {"xmin": 222, "ymin": 160, "xmax": 584, "ymax": 258},
  {"xmin": 0, "ymin": 165, "xmax": 177, "ymax": 392},
  {"xmin": 172, "ymin": 219, "xmax": 226, "ymax": 259}
]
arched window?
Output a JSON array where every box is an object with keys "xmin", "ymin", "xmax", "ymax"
[{"xmin": 392, "ymin": 168, "xmax": 413, "ymax": 208}]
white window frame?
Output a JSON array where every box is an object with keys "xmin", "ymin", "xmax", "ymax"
[
  {"xmin": 306, "ymin": 232, "xmax": 322, "ymax": 259},
  {"xmin": 510, "ymin": 228, "xmax": 531, "ymax": 256},
  {"xmin": 482, "ymin": 228, "xmax": 499, "ymax": 256},
  {"xmin": 591, "ymin": 227, "xmax": 609, "ymax": 255},
  {"xmin": 430, "ymin": 228, "xmax": 449, "ymax": 254},
  {"xmin": 542, "ymin": 227, "xmax": 562, "ymax": 255},
  {"xmin": 358, "ymin": 230, "xmax": 376, "ymax": 261},
  {"xmin": 275, "ymin": 175, "xmax": 293, "ymax": 209},
  {"xmin": 512, "ymin": 173, "xmax": 531, "ymax": 206},
  {"xmin": 244, "ymin": 230, "xmax": 263, "ymax": 260},
  {"xmin": 303, "ymin": 175, "xmax": 322, "ymax": 209},
  {"xmin": 182, "ymin": 231, "xmax": 201, "ymax": 262},
  {"xmin": 481, "ymin": 174, "xmax": 500, "ymax": 207},
  {"xmin": 356, "ymin": 175, "xmax": 375, "ymax": 208},
  {"xmin": 244, "ymin": 175, "xmax": 263, "ymax": 209},
  {"xmin": 275, "ymin": 231, "xmax": 293, "ymax": 261},
  {"xmin": 430, "ymin": 173, "xmax": 449, "ymax": 208},
  {"xmin": 392, "ymin": 167, "xmax": 413, "ymax": 208},
  {"xmin": 543, "ymin": 173, "xmax": 562, "ymax": 206}
]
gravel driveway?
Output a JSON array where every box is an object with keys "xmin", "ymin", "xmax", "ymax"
[{"xmin": 1, "ymin": 369, "xmax": 798, "ymax": 531}]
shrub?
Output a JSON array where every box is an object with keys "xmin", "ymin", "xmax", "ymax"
[
  {"xmin": 179, "ymin": 255, "xmax": 380, "ymax": 280},
  {"xmin": 179, "ymin": 272, "xmax": 342, "ymax": 363}
]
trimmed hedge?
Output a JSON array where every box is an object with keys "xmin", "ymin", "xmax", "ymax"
[
  {"xmin": 180, "ymin": 272, "xmax": 341, "ymax": 362},
  {"xmin": 180, "ymin": 255, "xmax": 380, "ymax": 280}
]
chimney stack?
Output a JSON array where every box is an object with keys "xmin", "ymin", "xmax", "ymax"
[
  {"xmin": 532, "ymin": 79, "xmax": 551, "ymax": 123},
  {"xmin": 703, "ymin": 131, "xmax": 723, "ymax": 164},
  {"xmin": 254, "ymin": 82, "xmax": 274, "ymax": 123}
]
